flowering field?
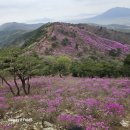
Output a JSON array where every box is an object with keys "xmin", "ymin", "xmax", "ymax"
[{"xmin": 0, "ymin": 76, "xmax": 130, "ymax": 130}]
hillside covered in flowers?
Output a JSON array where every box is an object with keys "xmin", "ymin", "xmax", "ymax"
[
  {"xmin": 23, "ymin": 23, "xmax": 130, "ymax": 58},
  {"xmin": 0, "ymin": 77, "xmax": 130, "ymax": 130}
]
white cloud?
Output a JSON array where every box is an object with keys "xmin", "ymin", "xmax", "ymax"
[{"xmin": 0, "ymin": 0, "xmax": 129, "ymax": 24}]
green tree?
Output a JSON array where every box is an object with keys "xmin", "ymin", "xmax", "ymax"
[
  {"xmin": 41, "ymin": 56, "xmax": 57, "ymax": 76},
  {"xmin": 71, "ymin": 60, "xmax": 82, "ymax": 77},
  {"xmin": 70, "ymin": 58, "xmax": 122, "ymax": 78},
  {"xmin": 0, "ymin": 47, "xmax": 43, "ymax": 96},
  {"xmin": 55, "ymin": 56, "xmax": 72, "ymax": 77},
  {"xmin": 97, "ymin": 61, "xmax": 117, "ymax": 77},
  {"xmin": 123, "ymin": 54, "xmax": 130, "ymax": 77}
]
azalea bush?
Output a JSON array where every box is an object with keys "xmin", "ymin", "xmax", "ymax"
[
  {"xmin": 0, "ymin": 77, "xmax": 130, "ymax": 129},
  {"xmin": 104, "ymin": 103, "xmax": 125, "ymax": 125}
]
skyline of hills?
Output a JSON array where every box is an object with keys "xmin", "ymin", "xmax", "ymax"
[
  {"xmin": 70, "ymin": 7, "xmax": 130, "ymax": 25},
  {"xmin": 0, "ymin": 7, "xmax": 130, "ymax": 25},
  {"xmin": 0, "ymin": 22, "xmax": 43, "ymax": 31}
]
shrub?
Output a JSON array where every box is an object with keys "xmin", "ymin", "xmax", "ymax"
[
  {"xmin": 51, "ymin": 36, "xmax": 57, "ymax": 41},
  {"xmin": 61, "ymin": 38, "xmax": 70, "ymax": 46},
  {"xmin": 52, "ymin": 42, "xmax": 59, "ymax": 48},
  {"xmin": 109, "ymin": 48, "xmax": 121, "ymax": 57}
]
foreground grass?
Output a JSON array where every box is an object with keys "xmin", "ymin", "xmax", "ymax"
[{"xmin": 0, "ymin": 76, "xmax": 130, "ymax": 130}]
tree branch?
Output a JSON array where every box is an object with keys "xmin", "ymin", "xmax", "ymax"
[{"xmin": 0, "ymin": 75, "xmax": 15, "ymax": 96}]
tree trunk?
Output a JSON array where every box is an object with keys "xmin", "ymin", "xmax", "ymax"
[
  {"xmin": 18, "ymin": 75, "xmax": 28, "ymax": 95},
  {"xmin": 1, "ymin": 79, "xmax": 3, "ymax": 86},
  {"xmin": 27, "ymin": 77, "xmax": 31, "ymax": 94},
  {"xmin": 21, "ymin": 79, "xmax": 28, "ymax": 95},
  {"xmin": 0, "ymin": 76, "xmax": 15, "ymax": 96},
  {"xmin": 59, "ymin": 73, "xmax": 62, "ymax": 78},
  {"xmin": 13, "ymin": 73, "xmax": 20, "ymax": 96}
]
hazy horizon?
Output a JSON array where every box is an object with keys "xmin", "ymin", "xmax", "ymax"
[{"xmin": 0, "ymin": 0, "xmax": 130, "ymax": 24}]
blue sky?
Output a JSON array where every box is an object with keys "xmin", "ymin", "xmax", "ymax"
[{"xmin": 0, "ymin": 0, "xmax": 130, "ymax": 24}]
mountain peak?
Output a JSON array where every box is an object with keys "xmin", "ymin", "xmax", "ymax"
[
  {"xmin": 82, "ymin": 7, "xmax": 130, "ymax": 25},
  {"xmin": 110, "ymin": 7, "xmax": 130, "ymax": 10},
  {"xmin": 102, "ymin": 7, "xmax": 130, "ymax": 18}
]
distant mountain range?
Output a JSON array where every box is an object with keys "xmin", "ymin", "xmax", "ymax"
[
  {"xmin": 104, "ymin": 24, "xmax": 130, "ymax": 33},
  {"xmin": 0, "ymin": 22, "xmax": 43, "ymax": 31},
  {"xmin": 72, "ymin": 7, "xmax": 130, "ymax": 25},
  {"xmin": 27, "ymin": 18, "xmax": 53, "ymax": 24},
  {"xmin": 0, "ymin": 22, "xmax": 43, "ymax": 47}
]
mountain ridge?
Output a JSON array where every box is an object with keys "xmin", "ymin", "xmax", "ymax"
[
  {"xmin": 1, "ymin": 22, "xmax": 130, "ymax": 59},
  {"xmin": 0, "ymin": 22, "xmax": 43, "ymax": 31},
  {"xmin": 23, "ymin": 22, "xmax": 130, "ymax": 58},
  {"xmin": 0, "ymin": 22, "xmax": 44, "ymax": 47},
  {"xmin": 73, "ymin": 7, "xmax": 130, "ymax": 25}
]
